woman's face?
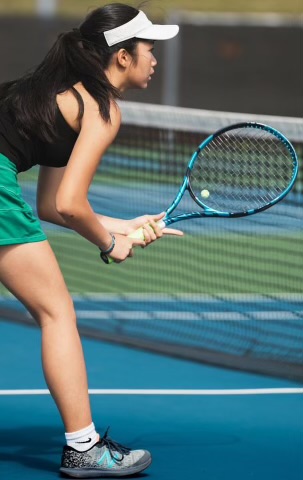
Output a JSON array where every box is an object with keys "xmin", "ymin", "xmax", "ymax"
[{"xmin": 126, "ymin": 41, "xmax": 157, "ymax": 89}]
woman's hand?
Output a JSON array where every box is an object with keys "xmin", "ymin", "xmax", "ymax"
[
  {"xmin": 124, "ymin": 212, "xmax": 184, "ymax": 244},
  {"xmin": 108, "ymin": 234, "xmax": 146, "ymax": 263},
  {"xmin": 107, "ymin": 213, "xmax": 183, "ymax": 263}
]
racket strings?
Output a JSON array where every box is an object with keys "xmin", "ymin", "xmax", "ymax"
[{"xmin": 190, "ymin": 127, "xmax": 296, "ymax": 213}]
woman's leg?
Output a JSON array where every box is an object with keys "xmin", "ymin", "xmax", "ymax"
[
  {"xmin": 0, "ymin": 240, "xmax": 92, "ymax": 432},
  {"xmin": 0, "ymin": 240, "xmax": 152, "ymax": 476}
]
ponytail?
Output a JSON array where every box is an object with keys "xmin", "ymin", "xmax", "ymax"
[{"xmin": 0, "ymin": 3, "xmax": 140, "ymax": 142}]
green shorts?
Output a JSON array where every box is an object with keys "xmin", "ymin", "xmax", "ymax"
[{"xmin": 0, "ymin": 153, "xmax": 47, "ymax": 246}]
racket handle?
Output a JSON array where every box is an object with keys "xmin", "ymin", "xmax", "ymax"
[
  {"xmin": 106, "ymin": 219, "xmax": 166, "ymax": 264},
  {"xmin": 128, "ymin": 227, "xmax": 145, "ymax": 240},
  {"xmin": 128, "ymin": 219, "xmax": 166, "ymax": 240}
]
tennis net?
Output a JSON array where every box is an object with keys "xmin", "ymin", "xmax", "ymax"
[{"xmin": 1, "ymin": 101, "xmax": 302, "ymax": 381}]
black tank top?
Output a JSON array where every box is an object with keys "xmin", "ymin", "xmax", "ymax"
[{"xmin": 0, "ymin": 106, "xmax": 78, "ymax": 173}]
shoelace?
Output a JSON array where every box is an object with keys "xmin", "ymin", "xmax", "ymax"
[{"xmin": 99, "ymin": 427, "xmax": 131, "ymax": 462}]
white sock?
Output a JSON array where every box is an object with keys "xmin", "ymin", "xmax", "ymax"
[{"xmin": 65, "ymin": 422, "xmax": 99, "ymax": 452}]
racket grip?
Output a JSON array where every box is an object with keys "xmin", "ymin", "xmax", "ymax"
[
  {"xmin": 128, "ymin": 227, "xmax": 145, "ymax": 240},
  {"xmin": 128, "ymin": 219, "xmax": 166, "ymax": 240},
  {"xmin": 106, "ymin": 219, "xmax": 166, "ymax": 264}
]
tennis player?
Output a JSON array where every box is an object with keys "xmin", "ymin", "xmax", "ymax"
[{"xmin": 0, "ymin": 3, "xmax": 181, "ymax": 477}]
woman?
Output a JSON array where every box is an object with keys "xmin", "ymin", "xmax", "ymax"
[{"xmin": 0, "ymin": 3, "xmax": 182, "ymax": 478}]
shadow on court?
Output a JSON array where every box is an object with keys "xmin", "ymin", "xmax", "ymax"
[{"xmin": 0, "ymin": 426, "xmax": 60, "ymax": 474}]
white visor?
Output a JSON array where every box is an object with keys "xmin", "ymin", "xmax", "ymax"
[{"xmin": 104, "ymin": 11, "xmax": 179, "ymax": 47}]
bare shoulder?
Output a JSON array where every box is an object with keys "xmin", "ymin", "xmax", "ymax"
[
  {"xmin": 58, "ymin": 85, "xmax": 121, "ymax": 195},
  {"xmin": 67, "ymin": 84, "xmax": 121, "ymax": 168},
  {"xmin": 56, "ymin": 82, "xmax": 121, "ymax": 134}
]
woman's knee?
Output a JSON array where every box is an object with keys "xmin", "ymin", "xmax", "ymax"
[
  {"xmin": 31, "ymin": 294, "xmax": 77, "ymax": 328},
  {"xmin": 0, "ymin": 242, "xmax": 77, "ymax": 328}
]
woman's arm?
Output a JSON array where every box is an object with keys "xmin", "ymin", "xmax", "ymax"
[
  {"xmin": 54, "ymin": 101, "xmax": 129, "ymax": 248},
  {"xmin": 37, "ymin": 93, "xmax": 182, "ymax": 261},
  {"xmin": 37, "ymin": 166, "xmax": 129, "ymax": 233},
  {"xmin": 37, "ymin": 166, "xmax": 183, "ymax": 238},
  {"xmin": 37, "ymin": 166, "xmax": 70, "ymax": 228},
  {"xmin": 52, "ymin": 98, "xmax": 149, "ymax": 262}
]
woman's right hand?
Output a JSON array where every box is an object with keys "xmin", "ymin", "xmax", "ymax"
[{"xmin": 108, "ymin": 233, "xmax": 146, "ymax": 263}]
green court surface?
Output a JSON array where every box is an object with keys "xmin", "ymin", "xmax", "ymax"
[
  {"xmin": 45, "ymin": 232, "xmax": 303, "ymax": 294},
  {"xmin": 0, "ymin": 231, "xmax": 300, "ymax": 296},
  {"xmin": 0, "ymin": 228, "xmax": 303, "ymax": 295}
]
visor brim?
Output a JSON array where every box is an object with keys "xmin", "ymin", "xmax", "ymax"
[{"xmin": 135, "ymin": 24, "xmax": 179, "ymax": 41}]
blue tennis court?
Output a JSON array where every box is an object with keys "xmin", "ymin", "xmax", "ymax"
[{"xmin": 0, "ymin": 317, "xmax": 302, "ymax": 479}]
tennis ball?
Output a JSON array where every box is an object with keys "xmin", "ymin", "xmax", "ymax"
[{"xmin": 201, "ymin": 189, "xmax": 210, "ymax": 199}]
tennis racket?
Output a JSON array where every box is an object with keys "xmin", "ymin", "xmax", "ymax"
[{"xmin": 105, "ymin": 122, "xmax": 298, "ymax": 262}]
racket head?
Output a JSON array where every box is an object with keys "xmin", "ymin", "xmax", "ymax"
[{"xmin": 186, "ymin": 122, "xmax": 298, "ymax": 217}]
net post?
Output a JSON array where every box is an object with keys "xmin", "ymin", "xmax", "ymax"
[
  {"xmin": 36, "ymin": 0, "xmax": 57, "ymax": 18},
  {"xmin": 162, "ymin": 10, "xmax": 182, "ymax": 106}
]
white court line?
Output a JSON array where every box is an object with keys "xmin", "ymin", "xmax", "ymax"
[
  {"xmin": 75, "ymin": 310, "xmax": 303, "ymax": 321},
  {"xmin": 0, "ymin": 388, "xmax": 302, "ymax": 396},
  {"xmin": 72, "ymin": 293, "xmax": 303, "ymax": 302}
]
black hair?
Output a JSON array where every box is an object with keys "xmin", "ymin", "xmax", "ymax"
[{"xmin": 0, "ymin": 3, "xmax": 143, "ymax": 142}]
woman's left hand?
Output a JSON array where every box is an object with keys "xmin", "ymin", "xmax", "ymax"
[{"xmin": 125, "ymin": 212, "xmax": 184, "ymax": 245}]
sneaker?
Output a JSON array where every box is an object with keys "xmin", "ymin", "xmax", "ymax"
[{"xmin": 59, "ymin": 428, "xmax": 152, "ymax": 478}]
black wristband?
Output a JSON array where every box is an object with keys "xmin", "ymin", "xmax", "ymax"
[{"xmin": 99, "ymin": 234, "xmax": 115, "ymax": 264}]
